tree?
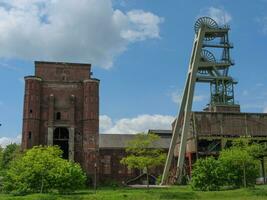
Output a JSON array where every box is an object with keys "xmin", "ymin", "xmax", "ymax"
[
  {"xmin": 190, "ymin": 139, "xmax": 263, "ymax": 191},
  {"xmin": 190, "ymin": 157, "xmax": 224, "ymax": 191},
  {"xmin": 0, "ymin": 143, "xmax": 20, "ymax": 170},
  {"xmin": 3, "ymin": 146, "xmax": 86, "ymax": 195},
  {"xmin": 219, "ymin": 141, "xmax": 260, "ymax": 188},
  {"xmin": 120, "ymin": 133, "xmax": 166, "ymax": 188},
  {"xmin": 0, "ymin": 146, "xmax": 3, "ymax": 176}
]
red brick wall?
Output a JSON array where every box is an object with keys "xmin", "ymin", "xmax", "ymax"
[
  {"xmin": 22, "ymin": 77, "xmax": 42, "ymax": 149},
  {"xmin": 98, "ymin": 148, "xmax": 166, "ymax": 185},
  {"xmin": 35, "ymin": 61, "xmax": 91, "ymax": 81},
  {"xmin": 22, "ymin": 61, "xmax": 99, "ymax": 177}
]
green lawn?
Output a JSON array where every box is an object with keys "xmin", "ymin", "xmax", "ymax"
[{"xmin": 1, "ymin": 185, "xmax": 267, "ymax": 200}]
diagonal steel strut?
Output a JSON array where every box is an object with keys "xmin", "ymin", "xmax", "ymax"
[{"xmin": 161, "ymin": 27, "xmax": 206, "ymax": 185}]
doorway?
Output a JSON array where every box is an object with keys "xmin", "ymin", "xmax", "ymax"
[{"xmin": 53, "ymin": 127, "xmax": 69, "ymax": 159}]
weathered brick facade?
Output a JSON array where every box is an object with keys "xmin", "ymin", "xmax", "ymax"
[
  {"xmin": 21, "ymin": 61, "xmax": 170, "ymax": 185},
  {"xmin": 21, "ymin": 61, "xmax": 99, "ymax": 176}
]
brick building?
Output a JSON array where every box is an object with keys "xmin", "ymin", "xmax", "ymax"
[
  {"xmin": 98, "ymin": 132, "xmax": 171, "ymax": 184},
  {"xmin": 21, "ymin": 61, "xmax": 99, "ymax": 177},
  {"xmin": 21, "ymin": 61, "xmax": 170, "ymax": 184}
]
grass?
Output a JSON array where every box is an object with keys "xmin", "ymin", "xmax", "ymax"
[{"xmin": 1, "ymin": 185, "xmax": 267, "ymax": 200}]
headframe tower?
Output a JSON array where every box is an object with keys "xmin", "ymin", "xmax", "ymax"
[{"xmin": 161, "ymin": 17, "xmax": 238, "ymax": 184}]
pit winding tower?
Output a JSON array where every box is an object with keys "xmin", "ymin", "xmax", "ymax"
[{"xmin": 161, "ymin": 17, "xmax": 238, "ymax": 184}]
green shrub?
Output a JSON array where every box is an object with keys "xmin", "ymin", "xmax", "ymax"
[
  {"xmin": 0, "ymin": 143, "xmax": 21, "ymax": 170},
  {"xmin": 219, "ymin": 147, "xmax": 259, "ymax": 188},
  {"xmin": 190, "ymin": 157, "xmax": 223, "ymax": 191},
  {"xmin": 156, "ymin": 175, "xmax": 162, "ymax": 185},
  {"xmin": 191, "ymin": 141, "xmax": 261, "ymax": 191},
  {"xmin": 2, "ymin": 146, "xmax": 86, "ymax": 195}
]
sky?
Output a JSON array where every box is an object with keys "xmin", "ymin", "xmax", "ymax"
[{"xmin": 0, "ymin": 0, "xmax": 267, "ymax": 146}]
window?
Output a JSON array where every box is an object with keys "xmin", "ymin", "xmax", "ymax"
[
  {"xmin": 28, "ymin": 131, "xmax": 32, "ymax": 140},
  {"xmin": 29, "ymin": 109, "xmax": 33, "ymax": 113},
  {"xmin": 103, "ymin": 155, "xmax": 111, "ymax": 175},
  {"xmin": 56, "ymin": 112, "xmax": 61, "ymax": 120}
]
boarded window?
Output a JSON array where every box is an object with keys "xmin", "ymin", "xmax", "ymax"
[{"xmin": 103, "ymin": 155, "xmax": 111, "ymax": 175}]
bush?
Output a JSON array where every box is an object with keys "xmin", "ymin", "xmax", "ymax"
[
  {"xmin": 191, "ymin": 141, "xmax": 261, "ymax": 191},
  {"xmin": 190, "ymin": 157, "xmax": 223, "ymax": 191},
  {"xmin": 219, "ymin": 147, "xmax": 259, "ymax": 188},
  {"xmin": 2, "ymin": 146, "xmax": 86, "ymax": 195},
  {"xmin": 0, "ymin": 143, "xmax": 20, "ymax": 170},
  {"xmin": 156, "ymin": 175, "xmax": 162, "ymax": 185}
]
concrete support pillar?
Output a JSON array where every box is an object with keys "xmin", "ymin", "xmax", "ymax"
[
  {"xmin": 69, "ymin": 127, "xmax": 75, "ymax": 161},
  {"xmin": 47, "ymin": 127, "xmax": 53, "ymax": 145}
]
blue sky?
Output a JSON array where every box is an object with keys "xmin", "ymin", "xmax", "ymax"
[{"xmin": 0, "ymin": 0, "xmax": 267, "ymax": 145}]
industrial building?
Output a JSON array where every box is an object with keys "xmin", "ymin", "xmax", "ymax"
[
  {"xmin": 21, "ymin": 61, "xmax": 169, "ymax": 184},
  {"xmin": 21, "ymin": 17, "xmax": 267, "ymax": 185}
]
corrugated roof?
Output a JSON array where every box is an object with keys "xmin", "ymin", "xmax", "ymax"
[{"xmin": 99, "ymin": 134, "xmax": 171, "ymax": 149}]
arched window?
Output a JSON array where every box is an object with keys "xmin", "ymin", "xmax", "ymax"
[{"xmin": 56, "ymin": 112, "xmax": 61, "ymax": 120}]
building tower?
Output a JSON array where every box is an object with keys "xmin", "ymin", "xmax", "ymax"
[
  {"xmin": 161, "ymin": 17, "xmax": 238, "ymax": 184},
  {"xmin": 21, "ymin": 61, "xmax": 99, "ymax": 176}
]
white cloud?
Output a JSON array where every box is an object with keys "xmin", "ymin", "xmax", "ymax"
[
  {"xmin": 256, "ymin": 83, "xmax": 264, "ymax": 87},
  {"xmin": 171, "ymin": 90, "xmax": 206, "ymax": 105},
  {"xmin": 171, "ymin": 90, "xmax": 182, "ymax": 105},
  {"xmin": 121, "ymin": 10, "xmax": 163, "ymax": 42},
  {"xmin": 203, "ymin": 7, "xmax": 232, "ymax": 25},
  {"xmin": 100, "ymin": 114, "xmax": 174, "ymax": 134},
  {"xmin": 100, "ymin": 115, "xmax": 113, "ymax": 133},
  {"xmin": 0, "ymin": 0, "xmax": 163, "ymax": 69},
  {"xmin": 261, "ymin": 17, "xmax": 267, "ymax": 34},
  {"xmin": 194, "ymin": 95, "xmax": 206, "ymax": 102},
  {"xmin": 0, "ymin": 135, "xmax": 21, "ymax": 148}
]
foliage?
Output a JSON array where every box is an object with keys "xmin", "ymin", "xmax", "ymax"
[
  {"xmin": 0, "ymin": 143, "xmax": 21, "ymax": 170},
  {"xmin": 219, "ymin": 142, "xmax": 260, "ymax": 188},
  {"xmin": 0, "ymin": 146, "xmax": 3, "ymax": 175},
  {"xmin": 191, "ymin": 139, "xmax": 264, "ymax": 191},
  {"xmin": 2, "ymin": 146, "xmax": 86, "ymax": 195},
  {"xmin": 190, "ymin": 157, "xmax": 224, "ymax": 191},
  {"xmin": 156, "ymin": 174, "xmax": 162, "ymax": 185},
  {"xmin": 120, "ymin": 133, "xmax": 166, "ymax": 187}
]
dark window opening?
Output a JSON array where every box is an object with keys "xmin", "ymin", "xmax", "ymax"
[
  {"xmin": 28, "ymin": 131, "xmax": 32, "ymax": 140},
  {"xmin": 56, "ymin": 112, "xmax": 61, "ymax": 120},
  {"xmin": 53, "ymin": 127, "xmax": 69, "ymax": 159},
  {"xmin": 29, "ymin": 109, "xmax": 33, "ymax": 113}
]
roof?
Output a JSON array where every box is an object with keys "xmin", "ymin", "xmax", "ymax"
[
  {"xmin": 35, "ymin": 61, "xmax": 91, "ymax": 67},
  {"xmin": 148, "ymin": 129, "xmax": 172, "ymax": 136},
  {"xmin": 99, "ymin": 134, "xmax": 171, "ymax": 149}
]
